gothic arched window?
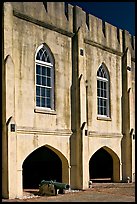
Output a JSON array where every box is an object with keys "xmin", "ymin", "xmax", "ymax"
[
  {"xmin": 35, "ymin": 44, "xmax": 54, "ymax": 109},
  {"xmin": 97, "ymin": 64, "xmax": 110, "ymax": 117}
]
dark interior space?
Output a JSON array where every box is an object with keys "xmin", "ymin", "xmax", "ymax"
[
  {"xmin": 22, "ymin": 146, "xmax": 62, "ymax": 189},
  {"xmin": 89, "ymin": 147, "xmax": 113, "ymax": 182}
]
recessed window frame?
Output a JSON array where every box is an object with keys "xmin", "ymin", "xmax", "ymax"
[
  {"xmin": 35, "ymin": 44, "xmax": 55, "ymax": 111},
  {"xmin": 97, "ymin": 64, "xmax": 110, "ymax": 118}
]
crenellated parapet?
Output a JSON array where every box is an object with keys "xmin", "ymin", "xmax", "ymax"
[
  {"xmin": 8, "ymin": 1, "xmax": 134, "ymax": 56},
  {"xmin": 9, "ymin": 2, "xmax": 74, "ymax": 34},
  {"xmin": 70, "ymin": 4, "xmax": 123, "ymax": 54},
  {"xmin": 4, "ymin": 1, "xmax": 135, "ymax": 60},
  {"xmin": 85, "ymin": 16, "xmax": 123, "ymax": 54},
  {"xmin": 70, "ymin": 3, "xmax": 135, "ymax": 58}
]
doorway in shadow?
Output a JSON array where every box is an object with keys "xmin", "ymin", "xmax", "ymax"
[
  {"xmin": 22, "ymin": 146, "xmax": 62, "ymax": 189},
  {"xmin": 89, "ymin": 147, "xmax": 113, "ymax": 182}
]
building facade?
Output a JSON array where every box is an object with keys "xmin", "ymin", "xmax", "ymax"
[{"xmin": 2, "ymin": 2, "xmax": 135, "ymax": 199}]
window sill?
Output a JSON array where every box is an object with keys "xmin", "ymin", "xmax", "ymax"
[
  {"xmin": 97, "ymin": 115, "xmax": 111, "ymax": 121},
  {"xmin": 34, "ymin": 107, "xmax": 57, "ymax": 115}
]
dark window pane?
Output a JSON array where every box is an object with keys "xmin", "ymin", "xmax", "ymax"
[
  {"xmin": 98, "ymin": 98, "xmax": 101, "ymax": 106},
  {"xmin": 98, "ymin": 80, "xmax": 101, "ymax": 89},
  {"xmin": 36, "ymin": 97, "xmax": 40, "ymax": 106},
  {"xmin": 97, "ymin": 105, "xmax": 99, "ymax": 114},
  {"xmin": 104, "ymin": 99, "xmax": 107, "ymax": 108},
  {"xmin": 42, "ymin": 77, "xmax": 46, "ymax": 86},
  {"xmin": 36, "ymin": 65, "xmax": 41, "ymax": 74},
  {"xmin": 99, "ymin": 89, "xmax": 101, "ymax": 97},
  {"xmin": 104, "ymin": 72, "xmax": 107, "ymax": 78},
  {"xmin": 97, "ymin": 67, "xmax": 102, "ymax": 77},
  {"xmin": 97, "ymin": 80, "xmax": 99, "ymax": 87},
  {"xmin": 101, "ymin": 107, "xmax": 103, "ymax": 115},
  {"xmin": 36, "ymin": 54, "xmax": 40, "ymax": 61},
  {"xmin": 97, "ymin": 98, "xmax": 99, "ymax": 106},
  {"xmin": 100, "ymin": 69, "xmax": 104, "ymax": 77},
  {"xmin": 104, "ymin": 90, "xmax": 107, "ymax": 98},
  {"xmin": 47, "ymin": 77, "xmax": 51, "ymax": 86},
  {"xmin": 104, "ymin": 82, "xmax": 106, "ymax": 89},
  {"xmin": 47, "ymin": 98, "xmax": 51, "ymax": 108},
  {"xmin": 41, "ymin": 98, "xmax": 45, "ymax": 107},
  {"xmin": 97, "ymin": 66, "xmax": 108, "ymax": 79},
  {"xmin": 39, "ymin": 49, "xmax": 43, "ymax": 59},
  {"xmin": 42, "ymin": 52, "xmax": 46, "ymax": 62},
  {"xmin": 102, "ymin": 99, "xmax": 104, "ymax": 107},
  {"xmin": 102, "ymin": 107, "xmax": 104, "ymax": 115},
  {"xmin": 102, "ymin": 81, "xmax": 104, "ymax": 89},
  {"xmin": 99, "ymin": 70, "xmax": 102, "ymax": 77},
  {"xmin": 102, "ymin": 90, "xmax": 104, "ymax": 97},
  {"xmin": 101, "ymin": 89, "xmax": 103, "ymax": 97},
  {"xmin": 100, "ymin": 99, "xmax": 103, "ymax": 106},
  {"xmin": 101, "ymin": 81, "xmax": 103, "ymax": 89},
  {"xmin": 47, "ymin": 68, "xmax": 51, "ymax": 76},
  {"xmin": 36, "ymin": 86, "xmax": 40, "ymax": 96},
  {"xmin": 46, "ymin": 88, "xmax": 51, "ymax": 97},
  {"xmin": 102, "ymin": 90, "xmax": 105, "ymax": 98},
  {"xmin": 99, "ymin": 107, "xmax": 101, "ymax": 115},
  {"xmin": 47, "ymin": 56, "xmax": 51, "ymax": 63},
  {"xmin": 102, "ymin": 70, "xmax": 105, "ymax": 78},
  {"xmin": 41, "ymin": 87, "xmax": 45, "ymax": 97},
  {"xmin": 36, "ymin": 49, "xmax": 42, "ymax": 60},
  {"xmin": 98, "ymin": 98, "xmax": 100, "ymax": 106},
  {"xmin": 97, "ymin": 88, "xmax": 100, "ymax": 97},
  {"xmin": 40, "ymin": 49, "xmax": 45, "ymax": 61},
  {"xmin": 104, "ymin": 108, "xmax": 107, "ymax": 115},
  {"xmin": 42, "ymin": 67, "xmax": 46, "ymax": 75},
  {"xmin": 36, "ymin": 75, "xmax": 41, "ymax": 85}
]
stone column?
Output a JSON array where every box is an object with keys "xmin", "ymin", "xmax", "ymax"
[
  {"xmin": 7, "ymin": 117, "xmax": 17, "ymax": 199},
  {"xmin": 2, "ymin": 55, "xmax": 17, "ymax": 198},
  {"xmin": 121, "ymin": 45, "xmax": 132, "ymax": 182},
  {"xmin": 70, "ymin": 6, "xmax": 88, "ymax": 190},
  {"xmin": 2, "ymin": 2, "xmax": 17, "ymax": 197},
  {"xmin": 16, "ymin": 167, "xmax": 23, "ymax": 198}
]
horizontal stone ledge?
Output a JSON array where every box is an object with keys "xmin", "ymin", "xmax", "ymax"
[
  {"xmin": 34, "ymin": 108, "xmax": 57, "ymax": 115},
  {"xmin": 17, "ymin": 127, "xmax": 72, "ymax": 136},
  {"xmin": 88, "ymin": 131, "xmax": 123, "ymax": 138},
  {"xmin": 13, "ymin": 9, "xmax": 74, "ymax": 38},
  {"xmin": 84, "ymin": 38, "xmax": 123, "ymax": 56}
]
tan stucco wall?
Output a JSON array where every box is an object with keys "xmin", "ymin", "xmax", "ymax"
[
  {"xmin": 3, "ymin": 2, "xmax": 73, "ymax": 198},
  {"xmin": 85, "ymin": 46, "xmax": 122, "ymax": 133},
  {"xmin": 15, "ymin": 134, "xmax": 70, "ymax": 197},
  {"xmin": 2, "ymin": 2, "xmax": 135, "ymax": 199},
  {"xmin": 13, "ymin": 16, "xmax": 72, "ymax": 130}
]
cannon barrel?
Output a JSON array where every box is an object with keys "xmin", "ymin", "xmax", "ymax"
[{"xmin": 40, "ymin": 180, "xmax": 70, "ymax": 190}]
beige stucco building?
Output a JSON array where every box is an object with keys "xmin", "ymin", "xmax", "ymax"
[{"xmin": 2, "ymin": 2, "xmax": 135, "ymax": 199}]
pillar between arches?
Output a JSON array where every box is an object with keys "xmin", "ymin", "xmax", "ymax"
[{"xmin": 16, "ymin": 168, "xmax": 23, "ymax": 198}]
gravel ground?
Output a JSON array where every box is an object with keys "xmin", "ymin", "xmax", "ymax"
[{"xmin": 2, "ymin": 182, "xmax": 135, "ymax": 202}]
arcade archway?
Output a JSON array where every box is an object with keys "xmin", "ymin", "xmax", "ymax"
[
  {"xmin": 22, "ymin": 146, "xmax": 62, "ymax": 189},
  {"xmin": 89, "ymin": 147, "xmax": 113, "ymax": 182}
]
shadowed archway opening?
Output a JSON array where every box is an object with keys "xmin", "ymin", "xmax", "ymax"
[
  {"xmin": 22, "ymin": 146, "xmax": 62, "ymax": 189},
  {"xmin": 89, "ymin": 147, "xmax": 113, "ymax": 182}
]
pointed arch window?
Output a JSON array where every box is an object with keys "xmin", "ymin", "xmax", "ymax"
[
  {"xmin": 97, "ymin": 64, "xmax": 110, "ymax": 117},
  {"xmin": 35, "ymin": 44, "xmax": 54, "ymax": 110}
]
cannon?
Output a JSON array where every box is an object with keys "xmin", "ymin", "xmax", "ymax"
[{"xmin": 39, "ymin": 180, "xmax": 70, "ymax": 195}]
